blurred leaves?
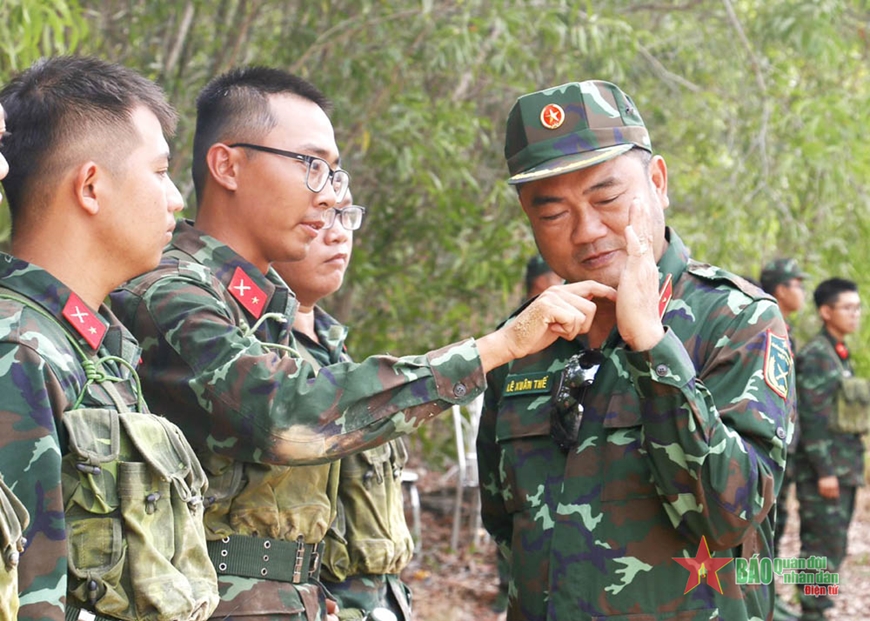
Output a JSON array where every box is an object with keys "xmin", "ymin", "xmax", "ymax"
[{"xmin": 3, "ymin": 0, "xmax": 870, "ymax": 378}]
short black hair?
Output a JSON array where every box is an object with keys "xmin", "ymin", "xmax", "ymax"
[
  {"xmin": 192, "ymin": 66, "xmax": 331, "ymax": 205},
  {"xmin": 814, "ymin": 278, "xmax": 858, "ymax": 309},
  {"xmin": 0, "ymin": 55, "xmax": 176, "ymax": 227}
]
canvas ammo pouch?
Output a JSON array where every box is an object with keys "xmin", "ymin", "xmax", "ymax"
[
  {"xmin": 0, "ymin": 474, "xmax": 28, "ymax": 621},
  {"xmin": 0, "ymin": 291, "xmax": 217, "ymax": 621},
  {"xmin": 322, "ymin": 439, "xmax": 414, "ymax": 581},
  {"xmin": 831, "ymin": 375, "xmax": 870, "ymax": 434}
]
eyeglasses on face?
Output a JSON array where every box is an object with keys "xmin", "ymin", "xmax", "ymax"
[
  {"xmin": 832, "ymin": 304, "xmax": 862, "ymax": 314},
  {"xmin": 550, "ymin": 348, "xmax": 605, "ymax": 453},
  {"xmin": 322, "ymin": 204, "xmax": 366, "ymax": 231},
  {"xmin": 229, "ymin": 143, "xmax": 351, "ymax": 202}
]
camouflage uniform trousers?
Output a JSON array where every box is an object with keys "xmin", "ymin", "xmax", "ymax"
[
  {"xmin": 323, "ymin": 574, "xmax": 410, "ymax": 620},
  {"xmin": 774, "ymin": 456, "xmax": 795, "ymax": 555},
  {"xmin": 795, "ymin": 476, "xmax": 856, "ymax": 615},
  {"xmin": 213, "ymin": 576, "xmax": 329, "ymax": 621}
]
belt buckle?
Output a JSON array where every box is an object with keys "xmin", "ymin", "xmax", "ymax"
[
  {"xmin": 309, "ymin": 546, "xmax": 321, "ymax": 577},
  {"xmin": 78, "ymin": 611, "xmax": 96, "ymax": 621},
  {"xmin": 292, "ymin": 535, "xmax": 305, "ymax": 583}
]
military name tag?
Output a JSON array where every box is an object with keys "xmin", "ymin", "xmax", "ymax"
[{"xmin": 503, "ymin": 372, "xmax": 552, "ymax": 396}]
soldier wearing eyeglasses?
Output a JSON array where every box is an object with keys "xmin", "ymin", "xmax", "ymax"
[
  {"xmin": 477, "ymin": 81, "xmax": 794, "ymax": 620},
  {"xmin": 793, "ymin": 278, "xmax": 865, "ymax": 621},
  {"xmin": 111, "ymin": 66, "xmax": 603, "ymax": 621}
]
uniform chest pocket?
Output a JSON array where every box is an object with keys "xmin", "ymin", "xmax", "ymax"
[
  {"xmin": 495, "ymin": 394, "xmax": 563, "ymax": 515},
  {"xmin": 601, "ymin": 392, "xmax": 657, "ymax": 502}
]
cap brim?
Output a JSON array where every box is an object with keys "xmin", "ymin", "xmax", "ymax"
[{"xmin": 508, "ymin": 144, "xmax": 635, "ymax": 185}]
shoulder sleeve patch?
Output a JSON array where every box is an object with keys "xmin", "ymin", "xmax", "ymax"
[{"xmin": 764, "ymin": 329, "xmax": 792, "ymax": 399}]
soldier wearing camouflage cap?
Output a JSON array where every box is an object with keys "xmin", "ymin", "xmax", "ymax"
[
  {"xmin": 110, "ymin": 67, "xmax": 600, "ymax": 621},
  {"xmin": 760, "ymin": 257, "xmax": 807, "ymax": 621},
  {"xmin": 477, "ymin": 80, "xmax": 794, "ymax": 620}
]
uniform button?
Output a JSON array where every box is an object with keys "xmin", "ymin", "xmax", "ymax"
[
  {"xmin": 453, "ymin": 382, "xmax": 468, "ymax": 398},
  {"xmin": 655, "ymin": 364, "xmax": 669, "ymax": 377},
  {"xmin": 776, "ymin": 427, "xmax": 786, "ymax": 440}
]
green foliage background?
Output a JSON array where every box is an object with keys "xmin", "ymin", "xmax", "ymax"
[{"xmin": 3, "ymin": 2, "xmax": 870, "ymax": 448}]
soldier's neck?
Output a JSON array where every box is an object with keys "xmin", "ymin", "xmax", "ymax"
[{"xmin": 588, "ymin": 301, "xmax": 617, "ymax": 349}]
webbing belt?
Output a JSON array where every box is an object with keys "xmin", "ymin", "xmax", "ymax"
[{"xmin": 208, "ymin": 534, "xmax": 323, "ymax": 584}]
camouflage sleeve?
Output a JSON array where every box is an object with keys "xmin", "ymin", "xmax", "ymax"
[
  {"xmin": 477, "ymin": 368, "xmax": 511, "ymax": 553},
  {"xmin": 0, "ymin": 341, "xmax": 67, "ymax": 621},
  {"xmin": 623, "ymin": 302, "xmax": 792, "ymax": 550},
  {"xmin": 128, "ymin": 274, "xmax": 485, "ymax": 465},
  {"xmin": 795, "ymin": 342, "xmax": 839, "ymax": 479}
]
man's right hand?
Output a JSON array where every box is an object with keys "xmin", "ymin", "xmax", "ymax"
[
  {"xmin": 476, "ymin": 281, "xmax": 617, "ymax": 373},
  {"xmin": 818, "ymin": 475, "xmax": 839, "ymax": 499}
]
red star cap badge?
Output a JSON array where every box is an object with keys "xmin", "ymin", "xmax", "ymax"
[
  {"xmin": 62, "ymin": 293, "xmax": 107, "ymax": 350},
  {"xmin": 672, "ymin": 535, "xmax": 733, "ymax": 594},
  {"xmin": 228, "ymin": 266, "xmax": 266, "ymax": 319},
  {"xmin": 540, "ymin": 103, "xmax": 565, "ymax": 130}
]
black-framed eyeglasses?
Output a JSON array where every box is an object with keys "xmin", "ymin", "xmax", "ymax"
[
  {"xmin": 323, "ymin": 204, "xmax": 366, "ymax": 230},
  {"xmin": 550, "ymin": 348, "xmax": 605, "ymax": 453},
  {"xmin": 229, "ymin": 143, "xmax": 350, "ymax": 202}
]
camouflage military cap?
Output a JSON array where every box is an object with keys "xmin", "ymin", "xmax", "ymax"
[
  {"xmin": 760, "ymin": 258, "xmax": 809, "ymax": 293},
  {"xmin": 505, "ymin": 80, "xmax": 652, "ymax": 185}
]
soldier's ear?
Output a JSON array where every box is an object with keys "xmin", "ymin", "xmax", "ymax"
[
  {"xmin": 74, "ymin": 161, "xmax": 102, "ymax": 216},
  {"xmin": 206, "ymin": 143, "xmax": 240, "ymax": 192},
  {"xmin": 819, "ymin": 304, "xmax": 834, "ymax": 323}
]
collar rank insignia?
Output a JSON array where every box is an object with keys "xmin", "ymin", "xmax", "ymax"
[
  {"xmin": 540, "ymin": 103, "xmax": 565, "ymax": 130},
  {"xmin": 764, "ymin": 329, "xmax": 791, "ymax": 399},
  {"xmin": 62, "ymin": 292, "xmax": 107, "ymax": 350},
  {"xmin": 228, "ymin": 266, "xmax": 266, "ymax": 319},
  {"xmin": 658, "ymin": 273, "xmax": 673, "ymax": 320}
]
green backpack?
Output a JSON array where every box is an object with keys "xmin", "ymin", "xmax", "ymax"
[{"xmin": 0, "ymin": 292, "xmax": 218, "ymax": 621}]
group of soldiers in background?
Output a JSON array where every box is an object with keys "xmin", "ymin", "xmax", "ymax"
[
  {"xmin": 760, "ymin": 260, "xmax": 867, "ymax": 621},
  {"xmin": 0, "ymin": 54, "xmax": 866, "ymax": 621}
]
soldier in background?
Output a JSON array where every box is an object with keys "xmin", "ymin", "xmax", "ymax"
[
  {"xmin": 273, "ymin": 193, "xmax": 414, "ymax": 620},
  {"xmin": 477, "ymin": 80, "xmax": 793, "ymax": 620},
  {"xmin": 0, "ymin": 56, "xmax": 216, "ymax": 621},
  {"xmin": 794, "ymin": 278, "xmax": 866, "ymax": 621},
  {"xmin": 760, "ymin": 257, "xmax": 808, "ymax": 621},
  {"xmin": 525, "ymin": 254, "xmax": 563, "ymax": 299},
  {"xmin": 110, "ymin": 66, "xmax": 605, "ymax": 621},
  {"xmin": 0, "ymin": 99, "xmax": 30, "ymax": 621}
]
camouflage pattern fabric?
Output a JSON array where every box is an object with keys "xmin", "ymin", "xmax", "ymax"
[
  {"xmin": 477, "ymin": 228, "xmax": 794, "ymax": 621},
  {"xmin": 774, "ymin": 323, "xmax": 799, "ymax": 557},
  {"xmin": 793, "ymin": 330, "xmax": 865, "ymax": 615},
  {"xmin": 109, "ymin": 220, "xmax": 484, "ymax": 620},
  {"xmin": 295, "ymin": 308, "xmax": 413, "ymax": 620},
  {"xmin": 0, "ymin": 473, "xmax": 28, "ymax": 621},
  {"xmin": 0, "ymin": 255, "xmax": 160, "ymax": 621}
]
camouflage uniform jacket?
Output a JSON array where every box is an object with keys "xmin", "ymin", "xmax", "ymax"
[
  {"xmin": 477, "ymin": 228, "xmax": 794, "ymax": 621},
  {"xmin": 0, "ymin": 255, "xmax": 146, "ymax": 621},
  {"xmin": 109, "ymin": 220, "xmax": 483, "ymax": 618},
  {"xmin": 294, "ymin": 307, "xmax": 414, "ymax": 619},
  {"xmin": 794, "ymin": 329, "xmax": 865, "ymax": 486}
]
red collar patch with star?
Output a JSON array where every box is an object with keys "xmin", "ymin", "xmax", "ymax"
[
  {"xmin": 62, "ymin": 293, "xmax": 107, "ymax": 350},
  {"xmin": 228, "ymin": 266, "xmax": 266, "ymax": 319}
]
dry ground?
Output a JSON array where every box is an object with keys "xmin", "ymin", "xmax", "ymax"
[{"xmin": 401, "ymin": 473, "xmax": 870, "ymax": 621}]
